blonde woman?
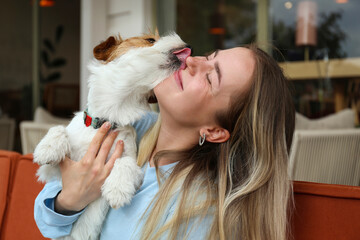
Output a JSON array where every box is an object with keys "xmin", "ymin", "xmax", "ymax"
[{"xmin": 35, "ymin": 45, "xmax": 295, "ymax": 240}]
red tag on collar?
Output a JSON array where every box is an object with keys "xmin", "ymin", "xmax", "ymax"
[{"xmin": 85, "ymin": 114, "xmax": 92, "ymax": 127}]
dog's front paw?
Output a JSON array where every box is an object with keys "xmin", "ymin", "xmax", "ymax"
[
  {"xmin": 33, "ymin": 125, "xmax": 71, "ymax": 165},
  {"xmin": 102, "ymin": 156, "xmax": 144, "ymax": 208},
  {"xmin": 36, "ymin": 164, "xmax": 61, "ymax": 183}
]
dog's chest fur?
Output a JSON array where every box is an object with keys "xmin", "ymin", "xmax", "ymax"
[{"xmin": 66, "ymin": 113, "xmax": 136, "ymax": 163}]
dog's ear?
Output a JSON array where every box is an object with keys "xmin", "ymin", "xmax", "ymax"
[{"xmin": 93, "ymin": 36, "xmax": 119, "ymax": 61}]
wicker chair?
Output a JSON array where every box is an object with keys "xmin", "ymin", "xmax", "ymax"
[
  {"xmin": 19, "ymin": 107, "xmax": 70, "ymax": 154},
  {"xmin": 289, "ymin": 129, "xmax": 360, "ymax": 186}
]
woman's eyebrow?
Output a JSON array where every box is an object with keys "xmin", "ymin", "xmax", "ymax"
[
  {"xmin": 214, "ymin": 49, "xmax": 219, "ymax": 58},
  {"xmin": 215, "ymin": 61, "xmax": 221, "ymax": 86},
  {"xmin": 213, "ymin": 49, "xmax": 221, "ymax": 86},
  {"xmin": 206, "ymin": 49, "xmax": 221, "ymax": 86},
  {"xmin": 205, "ymin": 49, "xmax": 219, "ymax": 59}
]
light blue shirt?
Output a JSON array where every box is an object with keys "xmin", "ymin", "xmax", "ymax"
[
  {"xmin": 34, "ymin": 112, "xmax": 212, "ymax": 239},
  {"xmin": 101, "ymin": 162, "xmax": 178, "ymax": 239}
]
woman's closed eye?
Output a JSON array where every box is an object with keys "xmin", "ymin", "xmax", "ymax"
[{"xmin": 205, "ymin": 54, "xmax": 213, "ymax": 85}]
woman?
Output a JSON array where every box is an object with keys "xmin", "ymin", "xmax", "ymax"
[{"xmin": 35, "ymin": 44, "xmax": 295, "ymax": 240}]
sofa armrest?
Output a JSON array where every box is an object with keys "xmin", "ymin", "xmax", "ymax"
[
  {"xmin": 0, "ymin": 151, "xmax": 46, "ymax": 240},
  {"xmin": 0, "ymin": 156, "xmax": 11, "ymax": 229},
  {"xmin": 292, "ymin": 181, "xmax": 360, "ymax": 240}
]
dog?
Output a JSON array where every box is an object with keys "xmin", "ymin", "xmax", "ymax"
[{"xmin": 33, "ymin": 31, "xmax": 191, "ymax": 240}]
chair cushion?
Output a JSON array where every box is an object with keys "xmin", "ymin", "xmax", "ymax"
[{"xmin": 295, "ymin": 108, "xmax": 355, "ymax": 130}]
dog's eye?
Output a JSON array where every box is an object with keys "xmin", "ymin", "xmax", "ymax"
[{"xmin": 145, "ymin": 38, "xmax": 156, "ymax": 43}]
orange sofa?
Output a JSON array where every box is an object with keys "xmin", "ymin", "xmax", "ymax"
[
  {"xmin": 0, "ymin": 150, "xmax": 46, "ymax": 240},
  {"xmin": 0, "ymin": 150, "xmax": 359, "ymax": 240},
  {"xmin": 292, "ymin": 181, "xmax": 360, "ymax": 240}
]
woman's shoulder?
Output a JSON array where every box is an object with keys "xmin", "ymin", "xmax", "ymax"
[{"xmin": 132, "ymin": 111, "xmax": 158, "ymax": 145}]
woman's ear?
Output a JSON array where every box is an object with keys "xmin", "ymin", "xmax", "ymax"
[{"xmin": 200, "ymin": 126, "xmax": 230, "ymax": 143}]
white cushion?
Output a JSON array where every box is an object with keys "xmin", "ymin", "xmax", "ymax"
[
  {"xmin": 34, "ymin": 107, "xmax": 70, "ymax": 125},
  {"xmin": 295, "ymin": 109, "xmax": 355, "ymax": 130}
]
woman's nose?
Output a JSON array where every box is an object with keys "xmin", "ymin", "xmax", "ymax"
[{"xmin": 185, "ymin": 56, "xmax": 210, "ymax": 75}]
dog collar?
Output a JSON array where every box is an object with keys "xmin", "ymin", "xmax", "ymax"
[{"xmin": 83, "ymin": 109, "xmax": 118, "ymax": 130}]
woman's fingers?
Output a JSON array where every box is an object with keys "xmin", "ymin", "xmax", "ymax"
[
  {"xmin": 104, "ymin": 140, "xmax": 124, "ymax": 176},
  {"xmin": 56, "ymin": 126, "xmax": 124, "ymax": 212},
  {"xmin": 84, "ymin": 122, "xmax": 111, "ymax": 160},
  {"xmin": 96, "ymin": 130, "xmax": 119, "ymax": 165}
]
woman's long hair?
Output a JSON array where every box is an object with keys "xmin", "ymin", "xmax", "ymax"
[{"xmin": 136, "ymin": 44, "xmax": 295, "ymax": 240}]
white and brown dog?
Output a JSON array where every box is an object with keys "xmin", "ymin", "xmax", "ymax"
[{"xmin": 33, "ymin": 32, "xmax": 191, "ymax": 240}]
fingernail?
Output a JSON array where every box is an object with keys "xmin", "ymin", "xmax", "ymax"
[
  {"xmin": 111, "ymin": 130, "xmax": 119, "ymax": 136},
  {"xmin": 103, "ymin": 122, "xmax": 111, "ymax": 129},
  {"xmin": 118, "ymin": 140, "xmax": 123, "ymax": 145}
]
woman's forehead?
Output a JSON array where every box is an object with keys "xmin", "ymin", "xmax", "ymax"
[
  {"xmin": 222, "ymin": 47, "xmax": 253, "ymax": 59},
  {"xmin": 221, "ymin": 47, "xmax": 255, "ymax": 77}
]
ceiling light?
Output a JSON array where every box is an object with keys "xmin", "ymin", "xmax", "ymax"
[
  {"xmin": 285, "ymin": 1, "xmax": 293, "ymax": 9},
  {"xmin": 39, "ymin": 0, "xmax": 55, "ymax": 7}
]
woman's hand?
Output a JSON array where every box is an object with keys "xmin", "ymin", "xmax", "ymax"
[{"xmin": 54, "ymin": 122, "xmax": 124, "ymax": 214}]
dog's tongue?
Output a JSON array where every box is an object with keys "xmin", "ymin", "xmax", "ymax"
[{"xmin": 173, "ymin": 48, "xmax": 191, "ymax": 70}]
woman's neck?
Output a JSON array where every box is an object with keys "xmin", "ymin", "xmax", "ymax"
[{"xmin": 149, "ymin": 119, "xmax": 198, "ymax": 167}]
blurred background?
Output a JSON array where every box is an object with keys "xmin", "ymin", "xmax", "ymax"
[
  {"xmin": 1, "ymin": 3, "xmax": 359, "ymax": 238},
  {"xmin": 0, "ymin": 0, "xmax": 359, "ymax": 153}
]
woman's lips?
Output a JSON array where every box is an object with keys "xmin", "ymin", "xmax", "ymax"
[{"xmin": 174, "ymin": 70, "xmax": 183, "ymax": 91}]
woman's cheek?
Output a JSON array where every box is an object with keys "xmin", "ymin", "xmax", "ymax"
[
  {"xmin": 189, "ymin": 79, "xmax": 206, "ymax": 92},
  {"xmin": 154, "ymin": 77, "xmax": 173, "ymax": 100}
]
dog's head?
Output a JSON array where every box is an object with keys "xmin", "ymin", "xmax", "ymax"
[
  {"xmin": 93, "ymin": 31, "xmax": 160, "ymax": 63},
  {"xmin": 87, "ymin": 32, "xmax": 191, "ymax": 125},
  {"xmin": 91, "ymin": 31, "xmax": 191, "ymax": 104}
]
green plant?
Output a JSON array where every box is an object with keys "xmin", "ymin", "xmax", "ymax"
[{"xmin": 40, "ymin": 25, "xmax": 67, "ymax": 84}]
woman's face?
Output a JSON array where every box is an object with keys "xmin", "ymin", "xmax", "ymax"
[{"xmin": 154, "ymin": 47, "xmax": 255, "ymax": 129}]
